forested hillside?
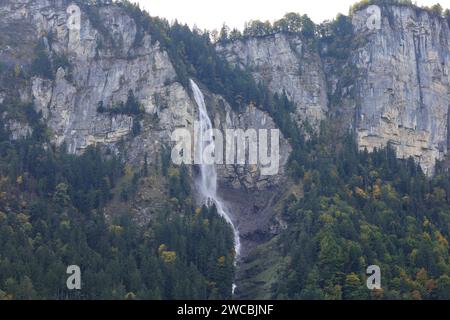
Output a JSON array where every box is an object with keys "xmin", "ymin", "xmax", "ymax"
[
  {"xmin": 274, "ymin": 129, "xmax": 450, "ymax": 300},
  {"xmin": 1, "ymin": 0, "xmax": 450, "ymax": 300},
  {"xmin": 0, "ymin": 101, "xmax": 235, "ymax": 299}
]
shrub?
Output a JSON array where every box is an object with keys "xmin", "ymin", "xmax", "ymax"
[{"xmin": 30, "ymin": 39, "xmax": 53, "ymax": 79}]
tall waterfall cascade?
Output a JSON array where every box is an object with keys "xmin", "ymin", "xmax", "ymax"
[{"xmin": 190, "ymin": 79, "xmax": 241, "ymax": 262}]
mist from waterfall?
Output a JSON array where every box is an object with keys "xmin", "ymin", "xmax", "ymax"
[{"xmin": 190, "ymin": 79, "xmax": 241, "ymax": 263}]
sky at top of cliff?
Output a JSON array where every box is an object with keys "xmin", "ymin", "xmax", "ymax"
[{"xmin": 135, "ymin": 0, "xmax": 449, "ymax": 31}]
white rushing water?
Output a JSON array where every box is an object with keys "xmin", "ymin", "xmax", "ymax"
[{"xmin": 190, "ymin": 79, "xmax": 241, "ymax": 262}]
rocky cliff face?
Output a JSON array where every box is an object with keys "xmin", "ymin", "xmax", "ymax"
[
  {"xmin": 207, "ymin": 93, "xmax": 291, "ymax": 191},
  {"xmin": 217, "ymin": 33, "xmax": 328, "ymax": 126},
  {"xmin": 351, "ymin": 6, "xmax": 450, "ymax": 175},
  {"xmin": 3, "ymin": 1, "xmax": 448, "ymax": 202},
  {"xmin": 1, "ymin": 0, "xmax": 190, "ymax": 153},
  {"xmin": 217, "ymin": 6, "xmax": 450, "ymax": 175},
  {"xmin": 0, "ymin": 0, "xmax": 291, "ymax": 233}
]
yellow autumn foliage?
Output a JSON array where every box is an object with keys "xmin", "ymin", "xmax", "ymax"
[
  {"xmin": 109, "ymin": 225, "xmax": 124, "ymax": 234},
  {"xmin": 158, "ymin": 244, "xmax": 167, "ymax": 255},
  {"xmin": 158, "ymin": 244, "xmax": 177, "ymax": 263},
  {"xmin": 372, "ymin": 184, "xmax": 382, "ymax": 199},
  {"xmin": 217, "ymin": 256, "xmax": 226, "ymax": 266},
  {"xmin": 168, "ymin": 167, "xmax": 179, "ymax": 178},
  {"xmin": 434, "ymin": 231, "xmax": 449, "ymax": 248},
  {"xmin": 355, "ymin": 187, "xmax": 368, "ymax": 198},
  {"xmin": 161, "ymin": 251, "xmax": 177, "ymax": 264},
  {"xmin": 17, "ymin": 213, "xmax": 29, "ymax": 224}
]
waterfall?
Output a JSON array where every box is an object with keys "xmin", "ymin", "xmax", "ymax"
[{"xmin": 190, "ymin": 79, "xmax": 241, "ymax": 262}]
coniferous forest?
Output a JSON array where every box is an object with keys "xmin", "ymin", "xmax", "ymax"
[
  {"xmin": 0, "ymin": 102, "xmax": 235, "ymax": 300},
  {"xmin": 1, "ymin": 0, "xmax": 450, "ymax": 301}
]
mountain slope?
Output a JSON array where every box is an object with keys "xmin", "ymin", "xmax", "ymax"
[{"xmin": 1, "ymin": 0, "xmax": 450, "ymax": 300}]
